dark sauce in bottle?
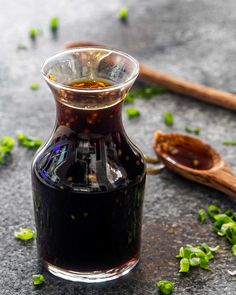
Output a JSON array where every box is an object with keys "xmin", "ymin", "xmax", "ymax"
[{"xmin": 32, "ymin": 79, "xmax": 146, "ymax": 272}]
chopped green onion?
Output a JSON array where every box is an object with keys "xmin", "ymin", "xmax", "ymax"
[
  {"xmin": 185, "ymin": 126, "xmax": 201, "ymax": 135},
  {"xmin": 30, "ymin": 83, "xmax": 40, "ymax": 90},
  {"xmin": 125, "ymin": 86, "xmax": 168, "ymax": 104},
  {"xmin": 179, "ymin": 258, "xmax": 190, "ymax": 272},
  {"xmin": 232, "ymin": 244, "xmax": 236, "ymax": 256},
  {"xmin": 32, "ymin": 274, "xmax": 44, "ymax": 285},
  {"xmin": 29, "ymin": 27, "xmax": 38, "ymax": 40},
  {"xmin": 14, "ymin": 228, "xmax": 35, "ymax": 240},
  {"xmin": 223, "ymin": 141, "xmax": 236, "ymax": 146},
  {"xmin": 156, "ymin": 280, "xmax": 174, "ymax": 295},
  {"xmin": 185, "ymin": 126, "xmax": 193, "ymax": 133},
  {"xmin": 207, "ymin": 204, "xmax": 221, "ymax": 218},
  {"xmin": 0, "ymin": 136, "xmax": 14, "ymax": 163},
  {"xmin": 199, "ymin": 256, "xmax": 210, "ymax": 270},
  {"xmin": 135, "ymin": 86, "xmax": 167, "ymax": 99},
  {"xmin": 207, "ymin": 204, "xmax": 236, "ymax": 258},
  {"xmin": 126, "ymin": 108, "xmax": 140, "ymax": 118},
  {"xmin": 17, "ymin": 133, "xmax": 42, "ymax": 148},
  {"xmin": 145, "ymin": 86, "xmax": 167, "ymax": 96},
  {"xmin": 226, "ymin": 226, "xmax": 236, "ymax": 245},
  {"xmin": 213, "ymin": 216, "xmax": 233, "ymax": 236},
  {"xmin": 0, "ymin": 136, "xmax": 14, "ymax": 152},
  {"xmin": 176, "ymin": 243, "xmax": 219, "ymax": 273},
  {"xmin": 224, "ymin": 209, "xmax": 236, "ymax": 218},
  {"xmin": 190, "ymin": 257, "xmax": 200, "ymax": 266},
  {"xmin": 163, "ymin": 112, "xmax": 174, "ymax": 126},
  {"xmin": 198, "ymin": 209, "xmax": 207, "ymax": 222},
  {"xmin": 194, "ymin": 127, "xmax": 201, "ymax": 135},
  {"xmin": 136, "ymin": 86, "xmax": 167, "ymax": 98},
  {"xmin": 201, "ymin": 243, "xmax": 220, "ymax": 254},
  {"xmin": 124, "ymin": 92, "xmax": 135, "ymax": 104},
  {"xmin": 118, "ymin": 7, "xmax": 128, "ymax": 20},
  {"xmin": 50, "ymin": 17, "xmax": 59, "ymax": 32}
]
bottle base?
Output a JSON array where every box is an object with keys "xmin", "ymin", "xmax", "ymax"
[{"xmin": 43, "ymin": 258, "xmax": 139, "ymax": 283}]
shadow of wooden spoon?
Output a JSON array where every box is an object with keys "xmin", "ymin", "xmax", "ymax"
[{"xmin": 153, "ymin": 131, "xmax": 236, "ymax": 198}]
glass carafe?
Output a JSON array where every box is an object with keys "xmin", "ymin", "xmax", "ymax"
[{"xmin": 31, "ymin": 47, "xmax": 146, "ymax": 283}]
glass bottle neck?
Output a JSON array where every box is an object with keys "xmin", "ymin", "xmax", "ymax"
[{"xmin": 55, "ymin": 100, "xmax": 124, "ymax": 135}]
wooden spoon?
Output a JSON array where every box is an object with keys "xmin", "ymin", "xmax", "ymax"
[
  {"xmin": 153, "ymin": 131, "xmax": 236, "ymax": 198},
  {"xmin": 65, "ymin": 40, "xmax": 236, "ymax": 111}
]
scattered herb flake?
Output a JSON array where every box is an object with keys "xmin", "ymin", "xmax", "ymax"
[
  {"xmin": 224, "ymin": 209, "xmax": 236, "ymax": 219},
  {"xmin": 223, "ymin": 141, "xmax": 236, "ymax": 146},
  {"xmin": 135, "ymin": 86, "xmax": 167, "ymax": 99},
  {"xmin": 179, "ymin": 257, "xmax": 190, "ymax": 272},
  {"xmin": 207, "ymin": 204, "xmax": 221, "ymax": 218},
  {"xmin": 185, "ymin": 126, "xmax": 201, "ymax": 135},
  {"xmin": 14, "ymin": 227, "xmax": 35, "ymax": 240},
  {"xmin": 0, "ymin": 136, "xmax": 14, "ymax": 163},
  {"xmin": 146, "ymin": 86, "xmax": 167, "ymax": 96},
  {"xmin": 226, "ymin": 226, "xmax": 236, "ymax": 245},
  {"xmin": 232, "ymin": 278, "xmax": 236, "ymax": 282},
  {"xmin": 202, "ymin": 243, "xmax": 220, "ymax": 254},
  {"xmin": 198, "ymin": 209, "xmax": 207, "ymax": 222},
  {"xmin": 17, "ymin": 133, "xmax": 42, "ymax": 148},
  {"xmin": 30, "ymin": 83, "xmax": 40, "ymax": 90},
  {"xmin": 124, "ymin": 92, "xmax": 135, "ymax": 104},
  {"xmin": 190, "ymin": 257, "xmax": 200, "ymax": 266},
  {"xmin": 124, "ymin": 86, "xmax": 168, "ymax": 104},
  {"xmin": 185, "ymin": 126, "xmax": 193, "ymax": 133},
  {"xmin": 119, "ymin": 7, "xmax": 128, "ymax": 20},
  {"xmin": 32, "ymin": 274, "xmax": 44, "ymax": 286},
  {"xmin": 163, "ymin": 112, "xmax": 174, "ymax": 126},
  {"xmin": 194, "ymin": 127, "xmax": 201, "ymax": 135},
  {"xmin": 176, "ymin": 243, "xmax": 219, "ymax": 273},
  {"xmin": 138, "ymin": 86, "xmax": 167, "ymax": 98},
  {"xmin": 126, "ymin": 108, "xmax": 140, "ymax": 119},
  {"xmin": 29, "ymin": 27, "xmax": 38, "ymax": 40},
  {"xmin": 232, "ymin": 244, "xmax": 236, "ymax": 256},
  {"xmin": 207, "ymin": 204, "xmax": 236, "ymax": 258},
  {"xmin": 50, "ymin": 17, "xmax": 59, "ymax": 32},
  {"xmin": 156, "ymin": 280, "xmax": 174, "ymax": 295}
]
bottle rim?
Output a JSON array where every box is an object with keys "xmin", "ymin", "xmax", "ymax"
[{"xmin": 41, "ymin": 47, "xmax": 139, "ymax": 93}]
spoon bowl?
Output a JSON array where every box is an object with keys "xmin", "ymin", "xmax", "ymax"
[{"xmin": 153, "ymin": 131, "xmax": 236, "ymax": 199}]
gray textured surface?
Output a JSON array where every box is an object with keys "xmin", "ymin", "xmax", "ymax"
[{"xmin": 1, "ymin": 0, "xmax": 236, "ymax": 294}]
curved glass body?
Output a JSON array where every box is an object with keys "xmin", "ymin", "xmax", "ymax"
[{"xmin": 31, "ymin": 48, "xmax": 146, "ymax": 282}]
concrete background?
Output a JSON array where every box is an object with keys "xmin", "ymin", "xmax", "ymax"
[{"xmin": 1, "ymin": 0, "xmax": 236, "ymax": 294}]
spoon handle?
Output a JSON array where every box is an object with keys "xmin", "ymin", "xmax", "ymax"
[
  {"xmin": 140, "ymin": 64, "xmax": 236, "ymax": 111},
  {"xmin": 208, "ymin": 166, "xmax": 236, "ymax": 199},
  {"xmin": 65, "ymin": 41, "xmax": 236, "ymax": 111}
]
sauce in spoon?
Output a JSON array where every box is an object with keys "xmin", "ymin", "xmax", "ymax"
[
  {"xmin": 153, "ymin": 131, "xmax": 236, "ymax": 199},
  {"xmin": 154, "ymin": 131, "xmax": 214, "ymax": 170}
]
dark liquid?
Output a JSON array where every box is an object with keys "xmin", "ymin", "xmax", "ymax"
[
  {"xmin": 68, "ymin": 79, "xmax": 112, "ymax": 88},
  {"xmin": 165, "ymin": 144, "xmax": 213, "ymax": 170},
  {"xmin": 32, "ymin": 79, "xmax": 146, "ymax": 272}
]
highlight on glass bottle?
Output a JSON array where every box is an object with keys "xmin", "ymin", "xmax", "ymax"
[{"xmin": 32, "ymin": 47, "xmax": 146, "ymax": 282}]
